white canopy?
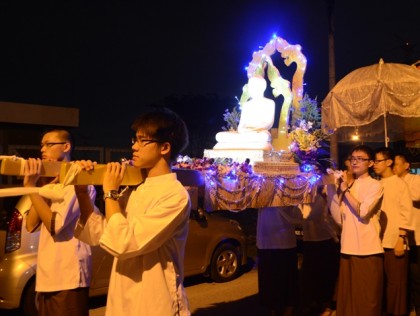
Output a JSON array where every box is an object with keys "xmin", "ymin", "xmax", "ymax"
[{"xmin": 322, "ymin": 59, "xmax": 420, "ymax": 146}]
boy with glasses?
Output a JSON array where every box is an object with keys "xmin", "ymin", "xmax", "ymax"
[
  {"xmin": 24, "ymin": 129, "xmax": 96, "ymax": 316},
  {"xmin": 373, "ymin": 148, "xmax": 413, "ymax": 316},
  {"xmin": 74, "ymin": 107, "xmax": 191, "ymax": 315},
  {"xmin": 327, "ymin": 145, "xmax": 384, "ymax": 315}
]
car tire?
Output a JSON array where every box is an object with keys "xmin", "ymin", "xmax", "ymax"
[
  {"xmin": 20, "ymin": 278, "xmax": 37, "ymax": 316},
  {"xmin": 210, "ymin": 242, "xmax": 241, "ymax": 283}
]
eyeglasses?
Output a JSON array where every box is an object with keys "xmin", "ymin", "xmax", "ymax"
[
  {"xmin": 131, "ymin": 137, "xmax": 159, "ymax": 147},
  {"xmin": 350, "ymin": 156, "xmax": 370, "ymax": 163},
  {"xmin": 40, "ymin": 142, "xmax": 67, "ymax": 149},
  {"xmin": 374, "ymin": 159, "xmax": 387, "ymax": 164}
]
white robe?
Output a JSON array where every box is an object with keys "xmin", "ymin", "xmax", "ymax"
[
  {"xmin": 328, "ymin": 176, "xmax": 384, "ymax": 255},
  {"xmin": 36, "ymin": 185, "xmax": 95, "ymax": 292},
  {"xmin": 403, "ymin": 173, "xmax": 420, "ymax": 245},
  {"xmin": 380, "ymin": 175, "xmax": 413, "ymax": 248},
  {"xmin": 75, "ymin": 173, "xmax": 191, "ymax": 316}
]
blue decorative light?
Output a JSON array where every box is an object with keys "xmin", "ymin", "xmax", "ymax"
[
  {"xmin": 224, "ymin": 169, "xmax": 238, "ymax": 182},
  {"xmin": 308, "ymin": 174, "xmax": 320, "ymax": 185},
  {"xmin": 301, "ymin": 163, "xmax": 314, "ymax": 173}
]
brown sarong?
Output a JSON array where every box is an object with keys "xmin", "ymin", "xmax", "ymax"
[
  {"xmin": 37, "ymin": 287, "xmax": 89, "ymax": 316},
  {"xmin": 383, "ymin": 248, "xmax": 409, "ymax": 315},
  {"xmin": 336, "ymin": 254, "xmax": 383, "ymax": 316}
]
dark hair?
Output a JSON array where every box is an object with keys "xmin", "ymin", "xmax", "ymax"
[
  {"xmin": 394, "ymin": 153, "xmax": 411, "ymax": 171},
  {"xmin": 375, "ymin": 147, "xmax": 395, "ymax": 167},
  {"xmin": 395, "ymin": 153, "xmax": 411, "ymax": 167},
  {"xmin": 41, "ymin": 128, "xmax": 73, "ymax": 146},
  {"xmin": 350, "ymin": 145, "xmax": 374, "ymax": 161},
  {"xmin": 131, "ymin": 107, "xmax": 189, "ymax": 161}
]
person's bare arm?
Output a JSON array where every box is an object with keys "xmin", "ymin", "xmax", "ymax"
[
  {"xmin": 73, "ymin": 160, "xmax": 98, "ymax": 225},
  {"xmin": 75, "ymin": 185, "xmax": 95, "ymax": 225},
  {"xmin": 24, "ymin": 158, "xmax": 55, "ymax": 233},
  {"xmin": 26, "ymin": 204, "xmax": 41, "ymax": 233},
  {"xmin": 338, "ymin": 172, "xmax": 383, "ymax": 220},
  {"xmin": 103, "ymin": 162, "xmax": 126, "ymax": 222}
]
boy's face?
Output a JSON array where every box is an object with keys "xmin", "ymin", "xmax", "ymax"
[
  {"xmin": 393, "ymin": 156, "xmax": 409, "ymax": 177},
  {"xmin": 373, "ymin": 153, "xmax": 391, "ymax": 176},
  {"xmin": 131, "ymin": 131, "xmax": 162, "ymax": 169},
  {"xmin": 40, "ymin": 132, "xmax": 70, "ymax": 161},
  {"xmin": 349, "ymin": 150, "xmax": 373, "ymax": 177}
]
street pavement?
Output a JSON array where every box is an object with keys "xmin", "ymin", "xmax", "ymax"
[
  {"xmin": 90, "ymin": 267, "xmax": 333, "ymax": 316},
  {"xmin": 89, "ymin": 267, "xmax": 267, "ymax": 316},
  {"xmin": 3, "ymin": 266, "xmax": 416, "ymax": 316}
]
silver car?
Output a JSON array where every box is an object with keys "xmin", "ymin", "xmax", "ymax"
[{"xmin": 0, "ymin": 185, "xmax": 247, "ymax": 316}]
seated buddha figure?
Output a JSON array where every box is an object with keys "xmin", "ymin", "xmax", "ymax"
[{"xmin": 214, "ymin": 76, "xmax": 275, "ymax": 150}]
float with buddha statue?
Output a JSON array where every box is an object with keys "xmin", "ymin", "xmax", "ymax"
[{"xmin": 174, "ymin": 35, "xmax": 332, "ymax": 211}]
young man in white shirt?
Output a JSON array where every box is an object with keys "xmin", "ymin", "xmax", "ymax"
[
  {"xmin": 24, "ymin": 129, "xmax": 96, "ymax": 316},
  {"xmin": 393, "ymin": 153, "xmax": 420, "ymax": 315},
  {"xmin": 327, "ymin": 145, "xmax": 384, "ymax": 316},
  {"xmin": 373, "ymin": 147, "xmax": 412, "ymax": 316},
  {"xmin": 74, "ymin": 107, "xmax": 191, "ymax": 316}
]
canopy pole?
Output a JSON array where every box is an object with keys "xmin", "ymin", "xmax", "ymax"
[
  {"xmin": 384, "ymin": 112, "xmax": 388, "ymax": 147},
  {"xmin": 327, "ymin": 0, "xmax": 338, "ymax": 166}
]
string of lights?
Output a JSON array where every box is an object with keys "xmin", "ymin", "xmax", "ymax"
[{"xmin": 203, "ymin": 170, "xmax": 318, "ymax": 211}]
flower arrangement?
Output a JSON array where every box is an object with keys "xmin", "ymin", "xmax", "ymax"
[
  {"xmin": 289, "ymin": 120, "xmax": 325, "ymax": 153},
  {"xmin": 221, "ymin": 105, "xmax": 241, "ymax": 131},
  {"xmin": 288, "ymin": 95, "xmax": 332, "ymax": 172},
  {"xmin": 173, "ymin": 155, "xmax": 253, "ymax": 176}
]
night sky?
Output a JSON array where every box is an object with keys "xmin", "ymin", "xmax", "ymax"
[{"xmin": 0, "ymin": 0, "xmax": 419, "ymax": 155}]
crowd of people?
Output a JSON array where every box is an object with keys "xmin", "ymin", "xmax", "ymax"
[
  {"xmin": 18, "ymin": 105, "xmax": 419, "ymax": 316},
  {"xmin": 256, "ymin": 145, "xmax": 420, "ymax": 316}
]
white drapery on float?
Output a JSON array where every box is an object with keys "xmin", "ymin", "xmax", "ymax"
[
  {"xmin": 174, "ymin": 157, "xmax": 320, "ymax": 212},
  {"xmin": 203, "ymin": 171, "xmax": 316, "ymax": 211}
]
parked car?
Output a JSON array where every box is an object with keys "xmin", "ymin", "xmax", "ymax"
[{"xmin": 0, "ymin": 185, "xmax": 247, "ymax": 316}]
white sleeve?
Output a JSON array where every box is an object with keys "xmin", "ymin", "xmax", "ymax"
[
  {"xmin": 99, "ymin": 189, "xmax": 190, "ymax": 260},
  {"xmin": 399, "ymin": 181, "xmax": 415, "ymax": 231},
  {"xmin": 359, "ymin": 181, "xmax": 383, "ymax": 220},
  {"xmin": 407, "ymin": 174, "xmax": 420, "ymax": 201},
  {"xmin": 49, "ymin": 185, "xmax": 79, "ymax": 236},
  {"xmin": 326, "ymin": 184, "xmax": 342, "ymax": 226},
  {"xmin": 74, "ymin": 207, "xmax": 106, "ymax": 246}
]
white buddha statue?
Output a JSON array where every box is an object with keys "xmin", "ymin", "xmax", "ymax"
[{"xmin": 214, "ymin": 76, "xmax": 275, "ymax": 150}]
